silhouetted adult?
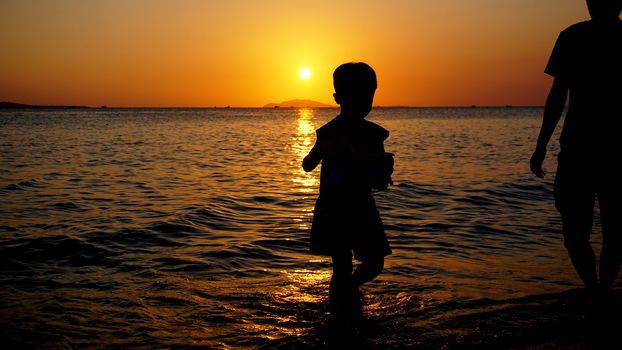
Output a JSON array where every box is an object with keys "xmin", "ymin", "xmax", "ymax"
[{"xmin": 531, "ymin": 0, "xmax": 622, "ymax": 306}]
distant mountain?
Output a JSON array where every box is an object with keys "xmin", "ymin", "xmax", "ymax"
[
  {"xmin": 0, "ymin": 101, "xmax": 91, "ymax": 109},
  {"xmin": 264, "ymin": 99, "xmax": 335, "ymax": 108}
]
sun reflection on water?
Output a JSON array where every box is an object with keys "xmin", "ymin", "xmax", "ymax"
[
  {"xmin": 274, "ymin": 269, "xmax": 331, "ymax": 304},
  {"xmin": 290, "ymin": 109, "xmax": 319, "ymax": 193}
]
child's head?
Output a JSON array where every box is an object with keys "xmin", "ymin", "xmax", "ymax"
[
  {"xmin": 586, "ymin": 0, "xmax": 622, "ymax": 22},
  {"xmin": 333, "ymin": 62, "xmax": 377, "ymax": 118}
]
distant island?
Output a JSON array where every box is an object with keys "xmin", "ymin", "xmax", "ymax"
[
  {"xmin": 0, "ymin": 101, "xmax": 92, "ymax": 109},
  {"xmin": 263, "ymin": 99, "xmax": 335, "ymax": 108}
]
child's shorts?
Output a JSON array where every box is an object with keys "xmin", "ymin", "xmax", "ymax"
[{"xmin": 309, "ymin": 195, "xmax": 392, "ymax": 261}]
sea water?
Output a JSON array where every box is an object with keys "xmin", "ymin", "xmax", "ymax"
[{"xmin": 0, "ymin": 107, "xmax": 611, "ymax": 349}]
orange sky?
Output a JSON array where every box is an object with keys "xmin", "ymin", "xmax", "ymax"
[{"xmin": 0, "ymin": 0, "xmax": 588, "ymax": 107}]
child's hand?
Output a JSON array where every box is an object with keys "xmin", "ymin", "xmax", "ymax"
[{"xmin": 369, "ymin": 152, "xmax": 394, "ymax": 190}]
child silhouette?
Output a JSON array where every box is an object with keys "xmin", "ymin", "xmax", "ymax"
[{"xmin": 302, "ymin": 62, "xmax": 393, "ymax": 318}]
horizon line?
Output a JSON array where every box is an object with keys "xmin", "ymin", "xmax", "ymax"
[{"xmin": 1, "ymin": 101, "xmax": 546, "ymax": 109}]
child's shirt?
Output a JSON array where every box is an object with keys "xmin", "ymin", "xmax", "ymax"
[
  {"xmin": 308, "ymin": 115, "xmax": 393, "ymax": 258},
  {"xmin": 314, "ymin": 115, "xmax": 390, "ymax": 208}
]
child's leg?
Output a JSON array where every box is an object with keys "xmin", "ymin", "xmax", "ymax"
[
  {"xmin": 352, "ymin": 254, "xmax": 384, "ymax": 288},
  {"xmin": 329, "ymin": 250, "xmax": 353, "ymax": 309}
]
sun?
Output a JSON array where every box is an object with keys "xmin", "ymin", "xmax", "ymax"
[{"xmin": 299, "ymin": 67, "xmax": 312, "ymax": 80}]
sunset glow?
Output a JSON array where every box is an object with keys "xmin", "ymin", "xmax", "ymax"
[{"xmin": 0, "ymin": 0, "xmax": 589, "ymax": 107}]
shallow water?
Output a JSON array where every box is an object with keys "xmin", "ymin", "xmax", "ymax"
[{"xmin": 0, "ymin": 107, "xmax": 615, "ymax": 349}]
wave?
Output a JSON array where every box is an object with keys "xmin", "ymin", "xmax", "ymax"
[
  {"xmin": 0, "ymin": 234, "xmax": 119, "ymax": 269},
  {"xmin": 1, "ymin": 179, "xmax": 46, "ymax": 192}
]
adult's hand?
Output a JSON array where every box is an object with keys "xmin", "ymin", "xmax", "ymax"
[{"xmin": 530, "ymin": 149, "xmax": 546, "ymax": 178}]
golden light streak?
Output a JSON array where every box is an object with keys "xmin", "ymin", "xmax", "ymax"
[{"xmin": 290, "ymin": 109, "xmax": 318, "ymax": 193}]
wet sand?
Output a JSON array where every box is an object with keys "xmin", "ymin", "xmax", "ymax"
[{"xmin": 453, "ymin": 289, "xmax": 622, "ymax": 350}]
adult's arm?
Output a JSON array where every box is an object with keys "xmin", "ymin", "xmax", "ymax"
[{"xmin": 530, "ymin": 77, "xmax": 568, "ymax": 178}]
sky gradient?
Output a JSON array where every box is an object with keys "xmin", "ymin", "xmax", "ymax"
[{"xmin": 0, "ymin": 0, "xmax": 589, "ymax": 107}]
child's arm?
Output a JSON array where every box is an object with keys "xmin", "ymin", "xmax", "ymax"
[
  {"xmin": 303, "ymin": 136, "xmax": 352, "ymax": 172},
  {"xmin": 302, "ymin": 142, "xmax": 322, "ymax": 172},
  {"xmin": 351, "ymin": 149, "xmax": 393, "ymax": 161}
]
